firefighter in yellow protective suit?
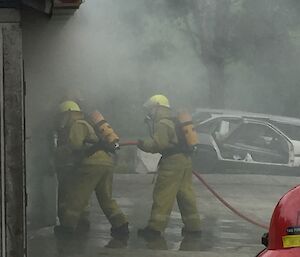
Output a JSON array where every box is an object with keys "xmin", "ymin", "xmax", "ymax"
[
  {"xmin": 54, "ymin": 101, "xmax": 129, "ymax": 238},
  {"xmin": 137, "ymin": 95, "xmax": 201, "ymax": 239},
  {"xmin": 53, "ymin": 91, "xmax": 90, "ymax": 232}
]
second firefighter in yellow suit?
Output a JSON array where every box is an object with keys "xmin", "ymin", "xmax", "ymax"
[
  {"xmin": 137, "ymin": 95, "xmax": 201, "ymax": 238},
  {"xmin": 54, "ymin": 101, "xmax": 129, "ymax": 238}
]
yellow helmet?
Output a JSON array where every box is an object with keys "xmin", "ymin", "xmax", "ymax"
[
  {"xmin": 59, "ymin": 100, "xmax": 81, "ymax": 113},
  {"xmin": 144, "ymin": 94, "xmax": 170, "ymax": 109}
]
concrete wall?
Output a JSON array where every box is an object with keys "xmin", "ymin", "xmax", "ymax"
[{"xmin": 0, "ymin": 9, "xmax": 26, "ymax": 257}]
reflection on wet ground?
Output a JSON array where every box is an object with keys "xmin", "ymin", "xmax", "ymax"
[
  {"xmin": 28, "ymin": 174, "xmax": 300, "ymax": 256},
  {"xmin": 28, "ymin": 222, "xmax": 208, "ymax": 255},
  {"xmin": 28, "ymin": 216, "xmax": 259, "ymax": 256}
]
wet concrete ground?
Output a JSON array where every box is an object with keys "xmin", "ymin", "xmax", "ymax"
[{"xmin": 28, "ymin": 173, "xmax": 300, "ymax": 257}]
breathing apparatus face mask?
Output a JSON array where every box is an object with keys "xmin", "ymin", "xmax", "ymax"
[
  {"xmin": 143, "ymin": 107, "xmax": 155, "ymax": 138},
  {"xmin": 143, "ymin": 104, "xmax": 154, "ymax": 120},
  {"xmin": 144, "ymin": 115, "xmax": 152, "ymax": 123},
  {"xmin": 59, "ymin": 111, "xmax": 71, "ymax": 128},
  {"xmin": 148, "ymin": 105, "xmax": 159, "ymax": 119}
]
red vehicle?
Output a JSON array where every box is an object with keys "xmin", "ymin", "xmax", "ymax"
[{"xmin": 257, "ymin": 185, "xmax": 300, "ymax": 257}]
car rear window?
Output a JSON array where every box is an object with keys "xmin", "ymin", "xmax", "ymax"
[{"xmin": 271, "ymin": 122, "xmax": 300, "ymax": 141}]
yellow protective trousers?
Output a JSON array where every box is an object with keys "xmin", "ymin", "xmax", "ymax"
[
  {"xmin": 57, "ymin": 166, "xmax": 89, "ymax": 224},
  {"xmin": 148, "ymin": 154, "xmax": 201, "ymax": 232},
  {"xmin": 59, "ymin": 164, "xmax": 127, "ymax": 229}
]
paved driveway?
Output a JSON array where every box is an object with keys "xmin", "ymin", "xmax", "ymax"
[{"xmin": 28, "ymin": 173, "xmax": 300, "ymax": 257}]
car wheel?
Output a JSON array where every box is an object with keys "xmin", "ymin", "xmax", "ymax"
[{"xmin": 192, "ymin": 147, "xmax": 218, "ymax": 173}]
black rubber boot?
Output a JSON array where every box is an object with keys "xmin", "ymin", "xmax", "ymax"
[
  {"xmin": 181, "ymin": 227, "xmax": 202, "ymax": 238},
  {"xmin": 105, "ymin": 237, "xmax": 129, "ymax": 249},
  {"xmin": 111, "ymin": 222, "xmax": 129, "ymax": 238},
  {"xmin": 137, "ymin": 227, "xmax": 161, "ymax": 240}
]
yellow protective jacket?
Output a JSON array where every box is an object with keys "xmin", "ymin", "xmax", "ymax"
[
  {"xmin": 55, "ymin": 112, "xmax": 113, "ymax": 167},
  {"xmin": 69, "ymin": 118, "xmax": 113, "ymax": 166},
  {"xmin": 139, "ymin": 107, "xmax": 179, "ymax": 155}
]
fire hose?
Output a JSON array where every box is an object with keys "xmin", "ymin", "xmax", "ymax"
[
  {"xmin": 120, "ymin": 140, "xmax": 269, "ymax": 230},
  {"xmin": 192, "ymin": 171, "xmax": 269, "ymax": 230}
]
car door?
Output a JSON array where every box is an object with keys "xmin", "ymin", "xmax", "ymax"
[{"xmin": 217, "ymin": 122, "xmax": 290, "ymax": 164}]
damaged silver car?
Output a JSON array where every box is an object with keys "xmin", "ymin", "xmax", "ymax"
[{"xmin": 193, "ymin": 111, "xmax": 300, "ymax": 173}]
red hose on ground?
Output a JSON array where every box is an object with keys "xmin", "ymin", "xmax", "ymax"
[
  {"xmin": 120, "ymin": 140, "xmax": 269, "ymax": 230},
  {"xmin": 192, "ymin": 171, "xmax": 269, "ymax": 230}
]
